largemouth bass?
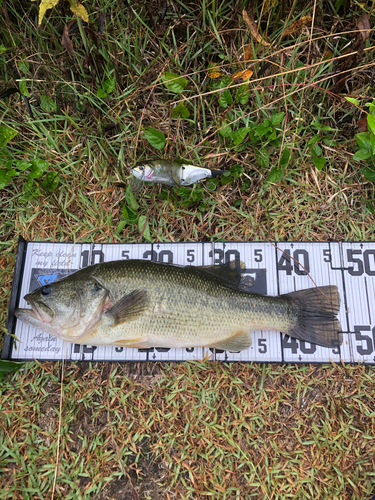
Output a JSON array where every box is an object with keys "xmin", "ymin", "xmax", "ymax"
[
  {"xmin": 131, "ymin": 159, "xmax": 226, "ymax": 188},
  {"xmin": 14, "ymin": 260, "xmax": 342, "ymax": 350}
]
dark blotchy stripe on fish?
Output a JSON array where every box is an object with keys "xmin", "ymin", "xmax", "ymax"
[{"xmin": 14, "ymin": 259, "xmax": 342, "ymax": 350}]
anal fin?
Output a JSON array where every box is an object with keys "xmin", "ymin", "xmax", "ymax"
[
  {"xmin": 113, "ymin": 337, "xmax": 150, "ymax": 348},
  {"xmin": 209, "ymin": 330, "xmax": 252, "ymax": 352}
]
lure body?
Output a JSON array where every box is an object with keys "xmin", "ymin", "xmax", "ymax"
[{"xmin": 131, "ymin": 160, "xmax": 225, "ymax": 187}]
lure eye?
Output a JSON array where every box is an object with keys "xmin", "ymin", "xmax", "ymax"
[{"xmin": 41, "ymin": 285, "xmax": 52, "ymax": 296}]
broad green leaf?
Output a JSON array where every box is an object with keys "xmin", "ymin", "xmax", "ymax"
[
  {"xmin": 19, "ymin": 79, "xmax": 30, "ymax": 97},
  {"xmin": 162, "ymin": 72, "xmax": 188, "ymax": 94},
  {"xmin": 367, "ymin": 114, "xmax": 375, "ymax": 135},
  {"xmin": 38, "ymin": 0, "xmax": 59, "ymax": 25},
  {"xmin": 14, "ymin": 160, "xmax": 32, "ymax": 171},
  {"xmin": 235, "ymin": 85, "xmax": 250, "ymax": 104},
  {"xmin": 42, "ymin": 172, "xmax": 59, "ymax": 191},
  {"xmin": 267, "ymin": 128, "xmax": 277, "ymax": 141},
  {"xmin": 40, "ymin": 94, "xmax": 56, "ymax": 112},
  {"xmin": 221, "ymin": 76, "xmax": 233, "ymax": 86},
  {"xmin": 231, "ymin": 127, "xmax": 250, "ymax": 146},
  {"xmin": 255, "ymin": 149, "xmax": 270, "ymax": 169},
  {"xmin": 366, "ymin": 200, "xmax": 375, "ymax": 214},
  {"xmin": 313, "ymin": 155, "xmax": 325, "ymax": 171},
  {"xmin": 371, "ymin": 133, "xmax": 375, "ymax": 155},
  {"xmin": 311, "ymin": 121, "xmax": 322, "ymax": 130},
  {"xmin": 255, "ymin": 123, "xmax": 269, "ymax": 138},
  {"xmin": 0, "ymin": 360, "xmax": 25, "ymax": 380},
  {"xmin": 102, "ymin": 78, "xmax": 115, "ymax": 94},
  {"xmin": 365, "ymin": 101, "xmax": 375, "ymax": 114},
  {"xmin": 68, "ymin": 0, "xmax": 89, "ymax": 22},
  {"xmin": 0, "ymin": 125, "xmax": 17, "ymax": 148},
  {"xmin": 0, "ymin": 44, "xmax": 7, "ymax": 54},
  {"xmin": 212, "ymin": 80, "xmax": 226, "ymax": 91},
  {"xmin": 218, "ymin": 121, "xmax": 232, "ymax": 138},
  {"xmin": 270, "ymin": 112, "xmax": 284, "ymax": 126},
  {"xmin": 279, "ymin": 147, "xmax": 290, "ymax": 168},
  {"xmin": 97, "ymin": 88, "xmax": 107, "ymax": 98},
  {"xmin": 21, "ymin": 182, "xmax": 41, "ymax": 202},
  {"xmin": 308, "ymin": 134, "xmax": 321, "ymax": 145},
  {"xmin": 138, "ymin": 215, "xmax": 152, "ymax": 242},
  {"xmin": 345, "ymin": 97, "xmax": 360, "ymax": 106},
  {"xmin": 267, "ymin": 167, "xmax": 283, "ymax": 183},
  {"xmin": 117, "ymin": 219, "xmax": 127, "ymax": 233},
  {"xmin": 125, "ymin": 184, "xmax": 139, "ymax": 211},
  {"xmin": 121, "ymin": 203, "xmax": 138, "ymax": 224},
  {"xmin": 171, "ymin": 102, "xmax": 190, "ymax": 119},
  {"xmin": 361, "ymin": 167, "xmax": 375, "ymax": 182},
  {"xmin": 218, "ymin": 89, "xmax": 233, "ymax": 108},
  {"xmin": 0, "ymin": 167, "xmax": 16, "ymax": 189},
  {"xmin": 309, "ymin": 143, "xmax": 322, "ymax": 157},
  {"xmin": 353, "ymin": 149, "xmax": 372, "ymax": 161},
  {"xmin": 356, "ymin": 132, "xmax": 371, "ymax": 151},
  {"xmin": 29, "ymin": 159, "xmax": 50, "ymax": 179},
  {"xmin": 143, "ymin": 127, "xmax": 166, "ymax": 150},
  {"xmin": 18, "ymin": 60, "xmax": 29, "ymax": 73},
  {"xmin": 220, "ymin": 176, "xmax": 234, "ymax": 185},
  {"xmin": 230, "ymin": 164, "xmax": 244, "ymax": 178}
]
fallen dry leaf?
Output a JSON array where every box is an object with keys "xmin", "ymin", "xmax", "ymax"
[
  {"xmin": 69, "ymin": 0, "xmax": 89, "ymax": 23},
  {"xmin": 232, "ymin": 69, "xmax": 254, "ymax": 81},
  {"xmin": 241, "ymin": 45, "xmax": 252, "ymax": 61},
  {"xmin": 261, "ymin": 0, "xmax": 278, "ymax": 15},
  {"xmin": 37, "ymin": 0, "xmax": 59, "ymax": 26},
  {"xmin": 207, "ymin": 63, "xmax": 225, "ymax": 79},
  {"xmin": 242, "ymin": 9, "xmax": 271, "ymax": 46},
  {"xmin": 358, "ymin": 117, "xmax": 368, "ymax": 133},
  {"xmin": 357, "ymin": 13, "xmax": 370, "ymax": 43},
  {"xmin": 61, "ymin": 20, "xmax": 76, "ymax": 57},
  {"xmin": 280, "ymin": 16, "xmax": 312, "ymax": 39}
]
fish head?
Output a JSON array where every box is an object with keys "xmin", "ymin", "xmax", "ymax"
[
  {"xmin": 15, "ymin": 275, "xmax": 110, "ymax": 341},
  {"xmin": 131, "ymin": 163, "xmax": 155, "ymax": 181}
]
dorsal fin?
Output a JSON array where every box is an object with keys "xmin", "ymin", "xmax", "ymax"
[{"xmin": 190, "ymin": 261, "xmax": 254, "ymax": 292}]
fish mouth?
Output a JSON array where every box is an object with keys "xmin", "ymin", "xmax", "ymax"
[{"xmin": 16, "ymin": 294, "xmax": 55, "ymax": 325}]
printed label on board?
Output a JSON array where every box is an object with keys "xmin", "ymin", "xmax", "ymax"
[{"xmin": 8, "ymin": 241, "xmax": 375, "ymax": 364}]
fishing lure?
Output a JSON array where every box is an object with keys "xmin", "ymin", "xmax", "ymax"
[{"xmin": 130, "ymin": 159, "xmax": 226, "ymax": 189}]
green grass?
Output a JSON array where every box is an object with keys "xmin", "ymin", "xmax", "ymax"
[
  {"xmin": 1, "ymin": 0, "xmax": 375, "ymax": 497},
  {"xmin": 0, "ymin": 361, "xmax": 375, "ymax": 499}
]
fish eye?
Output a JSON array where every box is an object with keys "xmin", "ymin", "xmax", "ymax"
[
  {"xmin": 138, "ymin": 166, "xmax": 145, "ymax": 171},
  {"xmin": 41, "ymin": 285, "xmax": 52, "ymax": 296},
  {"xmin": 94, "ymin": 282, "xmax": 102, "ymax": 292}
]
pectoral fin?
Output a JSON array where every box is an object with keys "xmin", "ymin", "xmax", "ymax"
[
  {"xmin": 105, "ymin": 290, "xmax": 149, "ymax": 326},
  {"xmin": 210, "ymin": 330, "xmax": 252, "ymax": 352}
]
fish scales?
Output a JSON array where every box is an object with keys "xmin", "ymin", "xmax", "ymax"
[
  {"xmin": 86, "ymin": 260, "xmax": 294, "ymax": 347},
  {"xmin": 15, "ymin": 259, "xmax": 343, "ymax": 351}
]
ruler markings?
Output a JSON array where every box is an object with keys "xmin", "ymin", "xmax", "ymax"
[{"xmin": 8, "ymin": 241, "xmax": 375, "ymax": 364}]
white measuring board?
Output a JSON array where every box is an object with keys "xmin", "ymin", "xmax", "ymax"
[{"xmin": 5, "ymin": 240, "xmax": 375, "ymax": 365}]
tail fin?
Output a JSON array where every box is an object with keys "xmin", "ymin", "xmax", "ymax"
[{"xmin": 284, "ymin": 285, "xmax": 342, "ymax": 349}]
